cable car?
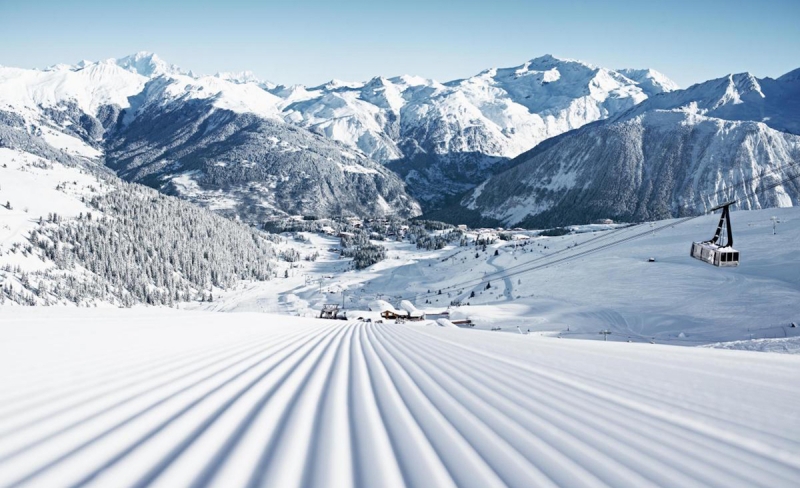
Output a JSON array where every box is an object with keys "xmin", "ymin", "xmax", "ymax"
[{"xmin": 690, "ymin": 202, "xmax": 739, "ymax": 267}]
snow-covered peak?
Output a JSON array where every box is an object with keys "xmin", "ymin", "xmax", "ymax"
[
  {"xmin": 364, "ymin": 76, "xmax": 391, "ymax": 88},
  {"xmin": 137, "ymin": 74, "xmax": 283, "ymax": 120},
  {"xmin": 466, "ymin": 55, "xmax": 599, "ymax": 87},
  {"xmin": 603, "ymin": 67, "xmax": 800, "ymax": 134},
  {"xmin": 617, "ymin": 68, "xmax": 680, "ymax": 95},
  {"xmin": 214, "ymin": 70, "xmax": 276, "ymax": 89},
  {"xmin": 311, "ymin": 79, "xmax": 366, "ymax": 91},
  {"xmin": 463, "ymin": 55, "xmax": 601, "ymax": 90},
  {"xmin": 683, "ymin": 72, "xmax": 765, "ymax": 107},
  {"xmin": 0, "ymin": 62, "xmax": 148, "ymax": 115},
  {"xmin": 778, "ymin": 67, "xmax": 800, "ymax": 83},
  {"xmin": 621, "ymin": 71, "xmax": 772, "ymax": 120},
  {"xmin": 388, "ymin": 74, "xmax": 439, "ymax": 88},
  {"xmin": 721, "ymin": 72, "xmax": 765, "ymax": 104},
  {"xmin": 43, "ymin": 63, "xmax": 75, "ymax": 72},
  {"xmin": 276, "ymin": 53, "xmax": 668, "ymax": 201},
  {"xmin": 114, "ymin": 51, "xmax": 184, "ymax": 77},
  {"xmin": 269, "ymin": 84, "xmax": 321, "ymax": 104},
  {"xmin": 526, "ymin": 54, "xmax": 596, "ymax": 70},
  {"xmin": 360, "ymin": 76, "xmax": 405, "ymax": 112},
  {"xmin": 445, "ymin": 54, "xmax": 648, "ymax": 117}
]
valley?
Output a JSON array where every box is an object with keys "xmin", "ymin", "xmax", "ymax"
[{"xmin": 1, "ymin": 45, "xmax": 799, "ymax": 488}]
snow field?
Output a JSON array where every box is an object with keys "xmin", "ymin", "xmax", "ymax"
[
  {"xmin": 0, "ymin": 148, "xmax": 100, "ymax": 269},
  {"xmin": 1, "ymin": 308, "xmax": 799, "ymax": 487}
]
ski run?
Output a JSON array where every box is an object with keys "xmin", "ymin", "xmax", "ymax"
[
  {"xmin": 1, "ymin": 308, "xmax": 799, "ymax": 488},
  {"xmin": 1, "ymin": 49, "xmax": 799, "ymax": 488}
]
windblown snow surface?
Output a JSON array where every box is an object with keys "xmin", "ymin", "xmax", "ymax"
[{"xmin": 1, "ymin": 308, "xmax": 799, "ymax": 487}]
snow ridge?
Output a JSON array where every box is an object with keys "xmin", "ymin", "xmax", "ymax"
[{"xmin": 279, "ymin": 54, "xmax": 679, "ymax": 203}]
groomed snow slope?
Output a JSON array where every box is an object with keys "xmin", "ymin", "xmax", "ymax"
[{"xmin": 1, "ymin": 309, "xmax": 799, "ymax": 487}]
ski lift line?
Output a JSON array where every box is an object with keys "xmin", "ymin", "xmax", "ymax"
[
  {"xmin": 428, "ymin": 159, "xmax": 800, "ymax": 297},
  {"xmin": 473, "ymin": 163, "xmax": 798, "ymax": 292},
  {"xmin": 394, "ymin": 216, "xmax": 699, "ymax": 303},
  {"xmin": 498, "ymin": 168, "xmax": 800, "ymax": 289},
  {"xmin": 393, "ymin": 221, "xmax": 659, "ymax": 303},
  {"xmin": 371, "ymin": 223, "xmax": 637, "ymax": 304},
  {"xmin": 475, "ymin": 216, "xmax": 699, "ymax": 285},
  {"xmin": 367, "ymin": 160, "xmax": 800, "ymax": 305},
  {"xmin": 398, "ymin": 220, "xmax": 646, "ymax": 300},
  {"xmin": 398, "ymin": 211, "xmax": 697, "ymax": 304},
  {"xmin": 393, "ymin": 161, "xmax": 800, "ymax": 304},
  {"xmin": 390, "ymin": 227, "xmax": 639, "ymax": 302}
]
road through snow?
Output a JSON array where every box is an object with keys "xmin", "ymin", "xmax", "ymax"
[{"xmin": 0, "ymin": 308, "xmax": 799, "ymax": 487}]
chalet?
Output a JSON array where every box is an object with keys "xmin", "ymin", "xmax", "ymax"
[
  {"xmin": 371, "ymin": 299, "xmax": 425, "ymax": 321},
  {"xmin": 380, "ymin": 309, "xmax": 407, "ymax": 320}
]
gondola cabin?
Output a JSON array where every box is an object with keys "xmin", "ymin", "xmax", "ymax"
[
  {"xmin": 690, "ymin": 242, "xmax": 739, "ymax": 267},
  {"xmin": 690, "ymin": 202, "xmax": 739, "ymax": 267}
]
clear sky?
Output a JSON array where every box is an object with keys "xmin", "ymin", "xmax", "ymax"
[{"xmin": 1, "ymin": 0, "xmax": 798, "ymax": 88}]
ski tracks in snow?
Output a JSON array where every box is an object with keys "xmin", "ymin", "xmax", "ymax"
[{"xmin": 0, "ymin": 316, "xmax": 799, "ymax": 488}]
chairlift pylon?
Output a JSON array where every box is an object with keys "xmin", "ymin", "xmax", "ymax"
[{"xmin": 690, "ymin": 202, "xmax": 739, "ymax": 267}]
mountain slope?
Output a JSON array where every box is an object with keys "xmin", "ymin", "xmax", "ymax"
[
  {"xmin": 460, "ymin": 70, "xmax": 800, "ymax": 228},
  {"xmin": 0, "ymin": 142, "xmax": 281, "ymax": 307},
  {"xmin": 0, "ymin": 54, "xmax": 421, "ymax": 221},
  {"xmin": 106, "ymin": 81, "xmax": 420, "ymax": 220},
  {"xmin": 279, "ymin": 55, "xmax": 679, "ymax": 205}
]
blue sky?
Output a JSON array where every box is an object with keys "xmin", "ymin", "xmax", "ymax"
[{"xmin": 1, "ymin": 0, "xmax": 798, "ymax": 88}]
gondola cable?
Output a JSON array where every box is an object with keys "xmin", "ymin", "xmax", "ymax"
[{"xmin": 392, "ymin": 159, "xmax": 800, "ymax": 303}]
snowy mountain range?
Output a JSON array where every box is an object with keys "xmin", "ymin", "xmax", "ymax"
[
  {"xmin": 459, "ymin": 70, "xmax": 800, "ymax": 227},
  {"xmin": 277, "ymin": 55, "xmax": 679, "ymax": 204},
  {"xmin": 0, "ymin": 52, "xmax": 419, "ymax": 221},
  {"xmin": 1, "ymin": 52, "xmax": 798, "ymax": 228},
  {"xmin": 0, "ymin": 52, "xmax": 679, "ymax": 217}
]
